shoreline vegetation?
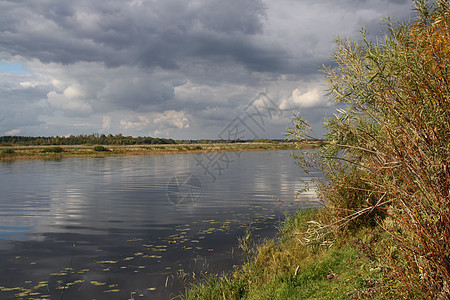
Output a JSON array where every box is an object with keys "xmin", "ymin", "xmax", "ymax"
[
  {"xmin": 184, "ymin": 209, "xmax": 390, "ymax": 299},
  {"xmin": 0, "ymin": 141, "xmax": 318, "ymax": 161}
]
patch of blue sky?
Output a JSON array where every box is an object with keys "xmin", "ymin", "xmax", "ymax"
[{"xmin": 0, "ymin": 61, "xmax": 30, "ymax": 74}]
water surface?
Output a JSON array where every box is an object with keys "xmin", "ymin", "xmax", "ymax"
[{"xmin": 0, "ymin": 150, "xmax": 320, "ymax": 299}]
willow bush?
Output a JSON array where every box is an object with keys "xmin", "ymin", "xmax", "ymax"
[{"xmin": 289, "ymin": 0, "xmax": 449, "ymax": 297}]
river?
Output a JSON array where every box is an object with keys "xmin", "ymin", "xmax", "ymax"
[{"xmin": 0, "ymin": 149, "xmax": 320, "ymax": 299}]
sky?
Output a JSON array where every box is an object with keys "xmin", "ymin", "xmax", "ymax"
[{"xmin": 0, "ymin": 0, "xmax": 416, "ymax": 139}]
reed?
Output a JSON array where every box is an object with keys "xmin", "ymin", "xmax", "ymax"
[{"xmin": 289, "ymin": 1, "xmax": 449, "ymax": 297}]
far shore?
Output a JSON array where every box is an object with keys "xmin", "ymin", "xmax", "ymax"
[{"xmin": 0, "ymin": 142, "xmax": 318, "ymax": 161}]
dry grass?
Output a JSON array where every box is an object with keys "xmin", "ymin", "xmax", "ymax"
[{"xmin": 0, "ymin": 142, "xmax": 306, "ymax": 162}]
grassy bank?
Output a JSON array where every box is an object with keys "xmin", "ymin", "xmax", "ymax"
[
  {"xmin": 184, "ymin": 210, "xmax": 395, "ymax": 300},
  {"xmin": 0, "ymin": 142, "xmax": 314, "ymax": 161}
]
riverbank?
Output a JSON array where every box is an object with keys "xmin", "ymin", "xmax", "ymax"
[
  {"xmin": 0, "ymin": 142, "xmax": 316, "ymax": 161},
  {"xmin": 184, "ymin": 210, "xmax": 396, "ymax": 299}
]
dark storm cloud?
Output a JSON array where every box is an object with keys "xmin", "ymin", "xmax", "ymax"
[
  {"xmin": 0, "ymin": 0, "xmax": 277, "ymax": 72},
  {"xmin": 0, "ymin": 0, "xmax": 416, "ymax": 138},
  {"xmin": 0, "ymin": 0, "xmax": 414, "ymax": 78},
  {"xmin": 98, "ymin": 75, "xmax": 177, "ymax": 110}
]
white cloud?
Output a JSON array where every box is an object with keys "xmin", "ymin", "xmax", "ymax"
[
  {"xmin": 101, "ymin": 116, "xmax": 111, "ymax": 131},
  {"xmin": 47, "ymin": 89, "xmax": 92, "ymax": 115},
  {"xmin": 153, "ymin": 110, "xmax": 191, "ymax": 129},
  {"xmin": 118, "ymin": 110, "xmax": 190, "ymax": 136},
  {"xmin": 19, "ymin": 81, "xmax": 38, "ymax": 88},
  {"xmin": 5, "ymin": 129, "xmax": 21, "ymax": 135},
  {"xmin": 280, "ymin": 87, "xmax": 327, "ymax": 110},
  {"xmin": 62, "ymin": 86, "xmax": 82, "ymax": 99},
  {"xmin": 119, "ymin": 115, "xmax": 151, "ymax": 130}
]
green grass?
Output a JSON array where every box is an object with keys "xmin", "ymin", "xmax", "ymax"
[
  {"xmin": 244, "ymin": 248, "xmax": 357, "ymax": 299},
  {"xmin": 184, "ymin": 210, "xmax": 391, "ymax": 300},
  {"xmin": 1, "ymin": 148, "xmax": 14, "ymax": 154},
  {"xmin": 93, "ymin": 145, "xmax": 109, "ymax": 152},
  {"xmin": 41, "ymin": 146, "xmax": 64, "ymax": 153}
]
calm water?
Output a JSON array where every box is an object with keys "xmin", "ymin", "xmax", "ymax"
[{"xmin": 0, "ymin": 150, "xmax": 320, "ymax": 299}]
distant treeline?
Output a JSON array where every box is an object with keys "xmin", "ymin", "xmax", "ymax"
[
  {"xmin": 0, "ymin": 135, "xmax": 311, "ymax": 146},
  {"xmin": 0, "ymin": 134, "xmax": 176, "ymax": 146},
  {"xmin": 176, "ymin": 138, "xmax": 297, "ymax": 144}
]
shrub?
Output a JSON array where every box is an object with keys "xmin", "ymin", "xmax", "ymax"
[
  {"xmin": 93, "ymin": 145, "xmax": 109, "ymax": 152},
  {"xmin": 41, "ymin": 147, "xmax": 64, "ymax": 153},
  {"xmin": 1, "ymin": 148, "xmax": 14, "ymax": 154},
  {"xmin": 289, "ymin": 0, "xmax": 450, "ymax": 297}
]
